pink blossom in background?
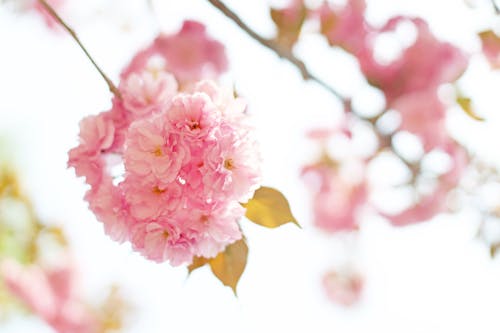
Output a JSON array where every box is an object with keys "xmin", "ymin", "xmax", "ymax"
[
  {"xmin": 69, "ymin": 23, "xmax": 261, "ymax": 266},
  {"xmin": 0, "ymin": 259, "xmax": 99, "ymax": 333},
  {"xmin": 322, "ymin": 269, "xmax": 363, "ymax": 306},
  {"xmin": 317, "ymin": 0, "xmax": 370, "ymax": 55},
  {"xmin": 359, "ymin": 17, "xmax": 468, "ymax": 104},
  {"xmin": 121, "ymin": 21, "xmax": 228, "ymax": 84},
  {"xmin": 302, "ymin": 164, "xmax": 367, "ymax": 233},
  {"xmin": 391, "ymin": 91, "xmax": 448, "ymax": 151}
]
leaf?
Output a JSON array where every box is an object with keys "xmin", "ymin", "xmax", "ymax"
[
  {"xmin": 457, "ymin": 96, "xmax": 485, "ymax": 121},
  {"xmin": 270, "ymin": 1, "xmax": 307, "ymax": 50},
  {"xmin": 209, "ymin": 238, "xmax": 248, "ymax": 295},
  {"xmin": 187, "ymin": 256, "xmax": 210, "ymax": 274},
  {"xmin": 478, "ymin": 30, "xmax": 500, "ymax": 68},
  {"xmin": 243, "ymin": 186, "xmax": 300, "ymax": 228}
]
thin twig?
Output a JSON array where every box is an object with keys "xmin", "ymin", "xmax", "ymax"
[
  {"xmin": 206, "ymin": 0, "xmax": 344, "ymax": 101},
  {"xmin": 37, "ymin": 0, "xmax": 121, "ymax": 98}
]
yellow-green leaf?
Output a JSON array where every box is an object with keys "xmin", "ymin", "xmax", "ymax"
[
  {"xmin": 457, "ymin": 96, "xmax": 485, "ymax": 121},
  {"xmin": 243, "ymin": 186, "xmax": 299, "ymax": 228},
  {"xmin": 187, "ymin": 256, "xmax": 210, "ymax": 274},
  {"xmin": 209, "ymin": 238, "xmax": 248, "ymax": 295}
]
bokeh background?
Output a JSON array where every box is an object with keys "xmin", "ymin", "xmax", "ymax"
[{"xmin": 1, "ymin": 0, "xmax": 500, "ymax": 332}]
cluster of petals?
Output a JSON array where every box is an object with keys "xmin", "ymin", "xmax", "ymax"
[
  {"xmin": 302, "ymin": 162, "xmax": 367, "ymax": 233},
  {"xmin": 317, "ymin": 0, "xmax": 369, "ymax": 54},
  {"xmin": 69, "ymin": 21, "xmax": 261, "ymax": 266},
  {"xmin": 0, "ymin": 259, "xmax": 98, "ymax": 333},
  {"xmin": 322, "ymin": 268, "xmax": 363, "ymax": 306},
  {"xmin": 308, "ymin": 1, "xmax": 468, "ymax": 152}
]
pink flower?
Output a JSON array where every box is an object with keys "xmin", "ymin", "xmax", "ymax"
[
  {"xmin": 122, "ymin": 175, "xmax": 183, "ymax": 221},
  {"xmin": 68, "ymin": 113, "xmax": 115, "ymax": 187},
  {"xmin": 202, "ymin": 128, "xmax": 262, "ymax": 204},
  {"xmin": 153, "ymin": 21, "xmax": 228, "ymax": 83},
  {"xmin": 121, "ymin": 21, "xmax": 228, "ymax": 84},
  {"xmin": 303, "ymin": 164, "xmax": 367, "ymax": 233},
  {"xmin": 189, "ymin": 204, "xmax": 244, "ymax": 258},
  {"xmin": 167, "ymin": 93, "xmax": 221, "ymax": 140},
  {"xmin": 359, "ymin": 17, "xmax": 468, "ymax": 104},
  {"xmin": 130, "ymin": 222, "xmax": 195, "ymax": 265},
  {"xmin": 120, "ymin": 62, "xmax": 178, "ymax": 117},
  {"xmin": 391, "ymin": 91, "xmax": 448, "ymax": 151},
  {"xmin": 323, "ymin": 269, "xmax": 363, "ymax": 306},
  {"xmin": 0, "ymin": 259, "xmax": 99, "ymax": 333},
  {"xmin": 86, "ymin": 179, "xmax": 129, "ymax": 242},
  {"xmin": 69, "ymin": 79, "xmax": 261, "ymax": 265},
  {"xmin": 318, "ymin": 0, "xmax": 369, "ymax": 54},
  {"xmin": 123, "ymin": 114, "xmax": 188, "ymax": 186}
]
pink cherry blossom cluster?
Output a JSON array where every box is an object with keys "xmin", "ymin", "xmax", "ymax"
[{"xmin": 69, "ymin": 21, "xmax": 262, "ymax": 266}]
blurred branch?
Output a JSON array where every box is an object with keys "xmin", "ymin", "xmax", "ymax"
[
  {"xmin": 206, "ymin": 1, "xmax": 424, "ymax": 176},
  {"xmin": 37, "ymin": 0, "xmax": 121, "ymax": 98},
  {"xmin": 492, "ymin": 0, "xmax": 500, "ymax": 13},
  {"xmin": 206, "ymin": 0, "xmax": 344, "ymax": 101}
]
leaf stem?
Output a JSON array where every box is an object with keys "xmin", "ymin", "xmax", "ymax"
[{"xmin": 37, "ymin": 0, "xmax": 121, "ymax": 98}]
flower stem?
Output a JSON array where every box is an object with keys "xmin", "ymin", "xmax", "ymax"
[{"xmin": 37, "ymin": 0, "xmax": 121, "ymax": 98}]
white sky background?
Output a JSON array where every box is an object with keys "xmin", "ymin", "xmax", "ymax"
[{"xmin": 1, "ymin": 0, "xmax": 500, "ymax": 332}]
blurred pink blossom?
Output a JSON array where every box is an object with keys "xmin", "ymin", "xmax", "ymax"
[
  {"xmin": 359, "ymin": 17, "xmax": 467, "ymax": 104},
  {"xmin": 121, "ymin": 21, "xmax": 228, "ymax": 84},
  {"xmin": 391, "ymin": 91, "xmax": 447, "ymax": 151},
  {"xmin": 318, "ymin": 0, "xmax": 369, "ymax": 54},
  {"xmin": 1, "ymin": 259, "xmax": 99, "ymax": 333},
  {"xmin": 303, "ymin": 164, "xmax": 367, "ymax": 233},
  {"xmin": 323, "ymin": 269, "xmax": 363, "ymax": 306}
]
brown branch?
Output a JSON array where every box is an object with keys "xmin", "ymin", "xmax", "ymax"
[
  {"xmin": 206, "ymin": 0, "xmax": 344, "ymax": 101},
  {"xmin": 493, "ymin": 0, "xmax": 500, "ymax": 14},
  {"xmin": 37, "ymin": 0, "xmax": 121, "ymax": 98}
]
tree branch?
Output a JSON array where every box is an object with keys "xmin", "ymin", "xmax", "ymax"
[
  {"xmin": 37, "ymin": 0, "xmax": 121, "ymax": 98},
  {"xmin": 493, "ymin": 0, "xmax": 500, "ymax": 14},
  {"xmin": 206, "ymin": 0, "xmax": 344, "ymax": 101}
]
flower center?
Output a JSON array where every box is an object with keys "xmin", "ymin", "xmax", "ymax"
[
  {"xmin": 189, "ymin": 122, "xmax": 200, "ymax": 130},
  {"xmin": 224, "ymin": 159, "xmax": 234, "ymax": 170},
  {"xmin": 163, "ymin": 230, "xmax": 170, "ymax": 239},
  {"xmin": 153, "ymin": 147, "xmax": 163, "ymax": 157},
  {"xmin": 152, "ymin": 186, "xmax": 166, "ymax": 195}
]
